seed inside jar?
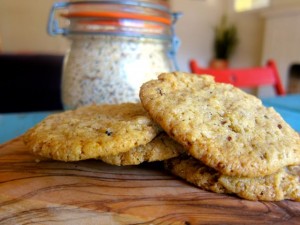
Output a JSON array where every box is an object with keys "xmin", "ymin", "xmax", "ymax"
[{"xmin": 62, "ymin": 35, "xmax": 173, "ymax": 109}]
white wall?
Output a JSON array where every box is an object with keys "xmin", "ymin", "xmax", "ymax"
[
  {"xmin": 261, "ymin": 4, "xmax": 300, "ymax": 96},
  {"xmin": 0, "ymin": 0, "xmax": 69, "ymax": 53},
  {"xmin": 170, "ymin": 0, "xmax": 226, "ymax": 72},
  {"xmin": 271, "ymin": 0, "xmax": 300, "ymax": 7},
  {"xmin": 226, "ymin": 3, "xmax": 265, "ymax": 68}
]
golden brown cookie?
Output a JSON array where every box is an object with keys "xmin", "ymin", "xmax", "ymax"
[
  {"xmin": 165, "ymin": 156, "xmax": 300, "ymax": 201},
  {"xmin": 219, "ymin": 165, "xmax": 300, "ymax": 201},
  {"xmin": 23, "ymin": 103, "xmax": 161, "ymax": 161},
  {"xmin": 140, "ymin": 72, "xmax": 300, "ymax": 177},
  {"xmin": 164, "ymin": 155, "xmax": 229, "ymax": 194},
  {"xmin": 100, "ymin": 133, "xmax": 184, "ymax": 166}
]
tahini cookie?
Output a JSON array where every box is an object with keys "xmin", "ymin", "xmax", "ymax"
[
  {"xmin": 140, "ymin": 72, "xmax": 300, "ymax": 177},
  {"xmin": 100, "ymin": 133, "xmax": 184, "ymax": 166},
  {"xmin": 165, "ymin": 156, "xmax": 300, "ymax": 201},
  {"xmin": 164, "ymin": 155, "xmax": 229, "ymax": 194},
  {"xmin": 23, "ymin": 103, "xmax": 161, "ymax": 161},
  {"xmin": 219, "ymin": 165, "xmax": 300, "ymax": 201}
]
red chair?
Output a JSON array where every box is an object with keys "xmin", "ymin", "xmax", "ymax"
[{"xmin": 189, "ymin": 59, "xmax": 286, "ymax": 96}]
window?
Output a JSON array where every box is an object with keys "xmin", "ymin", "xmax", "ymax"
[{"xmin": 234, "ymin": 0, "xmax": 270, "ymax": 12}]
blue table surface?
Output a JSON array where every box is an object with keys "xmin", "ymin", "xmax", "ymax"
[
  {"xmin": 261, "ymin": 94, "xmax": 300, "ymax": 134},
  {"xmin": 1, "ymin": 94, "xmax": 299, "ymax": 144},
  {"xmin": 262, "ymin": 94, "xmax": 300, "ymax": 113},
  {"xmin": 0, "ymin": 111, "xmax": 56, "ymax": 144}
]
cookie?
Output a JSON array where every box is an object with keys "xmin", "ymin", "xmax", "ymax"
[
  {"xmin": 140, "ymin": 72, "xmax": 300, "ymax": 177},
  {"xmin": 100, "ymin": 133, "xmax": 184, "ymax": 166},
  {"xmin": 164, "ymin": 155, "xmax": 228, "ymax": 194},
  {"xmin": 165, "ymin": 156, "xmax": 300, "ymax": 201},
  {"xmin": 23, "ymin": 103, "xmax": 161, "ymax": 161},
  {"xmin": 220, "ymin": 165, "xmax": 300, "ymax": 201}
]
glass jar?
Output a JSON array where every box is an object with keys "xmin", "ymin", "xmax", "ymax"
[{"xmin": 48, "ymin": 0, "xmax": 181, "ymax": 109}]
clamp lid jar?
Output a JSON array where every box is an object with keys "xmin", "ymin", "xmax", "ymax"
[{"xmin": 48, "ymin": 0, "xmax": 181, "ymax": 109}]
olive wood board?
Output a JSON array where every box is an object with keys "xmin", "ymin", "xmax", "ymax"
[{"xmin": 0, "ymin": 137, "xmax": 299, "ymax": 225}]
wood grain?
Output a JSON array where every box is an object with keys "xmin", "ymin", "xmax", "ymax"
[{"xmin": 0, "ymin": 137, "xmax": 299, "ymax": 225}]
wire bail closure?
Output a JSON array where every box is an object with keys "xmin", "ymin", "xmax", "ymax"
[
  {"xmin": 169, "ymin": 12, "xmax": 182, "ymax": 71},
  {"xmin": 48, "ymin": 2, "xmax": 69, "ymax": 36}
]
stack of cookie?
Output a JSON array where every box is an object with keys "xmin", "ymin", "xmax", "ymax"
[
  {"xmin": 23, "ymin": 72, "xmax": 300, "ymax": 201},
  {"xmin": 23, "ymin": 103, "xmax": 183, "ymax": 164},
  {"xmin": 139, "ymin": 72, "xmax": 300, "ymax": 201}
]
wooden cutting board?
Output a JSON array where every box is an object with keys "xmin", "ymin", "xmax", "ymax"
[{"xmin": 0, "ymin": 137, "xmax": 299, "ymax": 225}]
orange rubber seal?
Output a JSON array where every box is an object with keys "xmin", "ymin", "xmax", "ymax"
[{"xmin": 61, "ymin": 11, "xmax": 171, "ymax": 25}]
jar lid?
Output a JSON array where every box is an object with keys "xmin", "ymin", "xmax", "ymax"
[
  {"xmin": 61, "ymin": 0, "xmax": 172, "ymax": 24},
  {"xmin": 67, "ymin": 0, "xmax": 171, "ymax": 11},
  {"xmin": 48, "ymin": 0, "xmax": 174, "ymax": 37}
]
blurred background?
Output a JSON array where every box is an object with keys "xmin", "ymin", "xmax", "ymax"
[{"xmin": 0, "ymin": 0, "xmax": 300, "ymax": 94}]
